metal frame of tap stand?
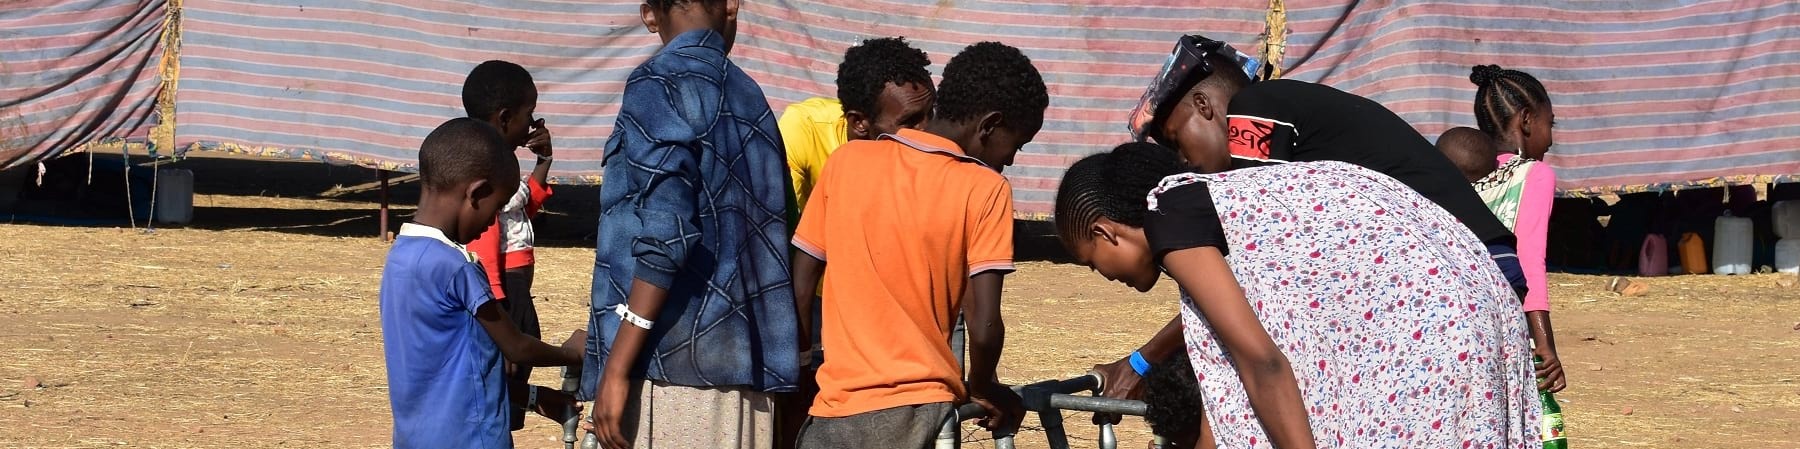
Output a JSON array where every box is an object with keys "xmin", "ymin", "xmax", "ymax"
[
  {"xmin": 936, "ymin": 321, "xmax": 1153, "ymax": 449},
  {"xmin": 937, "ymin": 373, "xmax": 1148, "ymax": 449},
  {"xmin": 570, "ymin": 319, "xmax": 1159, "ymax": 449}
]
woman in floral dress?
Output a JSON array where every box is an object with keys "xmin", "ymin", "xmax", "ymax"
[{"xmin": 1053, "ymin": 142, "xmax": 1539, "ymax": 449}]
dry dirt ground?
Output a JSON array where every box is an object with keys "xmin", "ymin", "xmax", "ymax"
[{"xmin": 2, "ymin": 157, "xmax": 1797, "ymax": 448}]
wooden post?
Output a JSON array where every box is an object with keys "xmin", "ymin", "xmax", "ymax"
[{"xmin": 379, "ymin": 169, "xmax": 391, "ymax": 241}]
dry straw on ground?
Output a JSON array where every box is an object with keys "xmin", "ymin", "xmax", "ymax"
[{"xmin": 2, "ymin": 176, "xmax": 1796, "ymax": 448}]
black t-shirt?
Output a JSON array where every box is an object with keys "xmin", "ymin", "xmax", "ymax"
[
  {"xmin": 1223, "ymin": 79, "xmax": 1513, "ymax": 245},
  {"xmin": 1144, "ymin": 181, "xmax": 1229, "ymax": 261}
]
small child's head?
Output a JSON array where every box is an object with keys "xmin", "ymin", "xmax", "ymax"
[
  {"xmin": 837, "ymin": 37, "xmax": 935, "ymax": 141},
  {"xmin": 1436, "ymin": 126, "xmax": 1499, "ymax": 182},
  {"xmin": 462, "ymin": 60, "xmax": 538, "ymax": 148},
  {"xmin": 1470, "ymin": 64, "xmax": 1554, "ymax": 160},
  {"xmin": 1144, "ymin": 351, "xmax": 1204, "ymax": 449},
  {"xmin": 1129, "ymin": 35, "xmax": 1259, "ymax": 173},
  {"xmin": 933, "ymin": 41, "xmax": 1048, "ymax": 172},
  {"xmin": 1053, "ymin": 142, "xmax": 1183, "ymax": 292},
  {"xmin": 641, "ymin": 0, "xmax": 739, "ymax": 51},
  {"xmin": 419, "ymin": 117, "xmax": 521, "ymax": 243}
]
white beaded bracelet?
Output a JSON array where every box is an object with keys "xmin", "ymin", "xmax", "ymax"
[{"xmin": 614, "ymin": 304, "xmax": 655, "ymax": 330}]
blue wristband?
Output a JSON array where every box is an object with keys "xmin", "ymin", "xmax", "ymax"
[{"xmin": 1128, "ymin": 351, "xmax": 1152, "ymax": 376}]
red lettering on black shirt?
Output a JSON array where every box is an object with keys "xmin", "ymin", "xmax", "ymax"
[{"xmin": 1227, "ymin": 116, "xmax": 1276, "ymax": 159}]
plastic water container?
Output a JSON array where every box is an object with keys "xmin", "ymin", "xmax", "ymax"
[
  {"xmin": 154, "ymin": 168, "xmax": 194, "ymax": 224},
  {"xmin": 1775, "ymin": 201, "xmax": 1800, "ymax": 240},
  {"xmin": 1777, "ymin": 239, "xmax": 1800, "ymax": 275},
  {"xmin": 1639, "ymin": 234, "xmax": 1667, "ymax": 277},
  {"xmin": 1711, "ymin": 213, "xmax": 1753, "ymax": 275},
  {"xmin": 1679, "ymin": 232, "xmax": 1709, "ymax": 275}
]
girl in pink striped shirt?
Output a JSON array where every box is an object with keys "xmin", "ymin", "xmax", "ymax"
[{"xmin": 1469, "ymin": 64, "xmax": 1566, "ymax": 394}]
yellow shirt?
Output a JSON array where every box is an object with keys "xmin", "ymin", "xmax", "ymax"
[{"xmin": 778, "ymin": 97, "xmax": 848, "ymax": 213}]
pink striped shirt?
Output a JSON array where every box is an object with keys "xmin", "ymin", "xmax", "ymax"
[{"xmin": 1499, "ymin": 153, "xmax": 1555, "ymax": 312}]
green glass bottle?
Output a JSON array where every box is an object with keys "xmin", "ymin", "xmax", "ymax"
[{"xmin": 1536, "ymin": 356, "xmax": 1567, "ymax": 449}]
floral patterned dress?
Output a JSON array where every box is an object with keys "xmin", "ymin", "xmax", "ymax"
[{"xmin": 1146, "ymin": 161, "xmax": 1539, "ymax": 449}]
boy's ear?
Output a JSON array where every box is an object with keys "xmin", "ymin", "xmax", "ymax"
[
  {"xmin": 492, "ymin": 106, "xmax": 514, "ymax": 131},
  {"xmin": 1189, "ymin": 88, "xmax": 1216, "ymax": 122},
  {"xmin": 640, "ymin": 3, "xmax": 661, "ymax": 34},
  {"xmin": 844, "ymin": 110, "xmax": 870, "ymax": 140},
  {"xmin": 465, "ymin": 178, "xmax": 493, "ymax": 209},
  {"xmin": 976, "ymin": 110, "xmax": 1004, "ymax": 139}
]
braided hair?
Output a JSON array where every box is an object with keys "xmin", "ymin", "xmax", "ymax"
[
  {"xmin": 1053, "ymin": 142, "xmax": 1184, "ymax": 248},
  {"xmin": 1470, "ymin": 64, "xmax": 1551, "ymax": 139}
]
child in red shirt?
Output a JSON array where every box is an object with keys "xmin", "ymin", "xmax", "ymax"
[{"xmin": 461, "ymin": 59, "xmax": 557, "ymax": 431}]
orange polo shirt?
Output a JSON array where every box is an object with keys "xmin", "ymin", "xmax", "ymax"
[{"xmin": 791, "ymin": 128, "xmax": 1015, "ymax": 418}]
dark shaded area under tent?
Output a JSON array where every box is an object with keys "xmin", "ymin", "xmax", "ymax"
[
  {"xmin": 1550, "ymin": 183, "xmax": 1797, "ymax": 275},
  {"xmin": 2, "ymin": 152, "xmax": 1791, "ymax": 270}
]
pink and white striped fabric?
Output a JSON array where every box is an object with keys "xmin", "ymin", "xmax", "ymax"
[
  {"xmin": 1274, "ymin": 1, "xmax": 1800, "ymax": 197},
  {"xmin": 8, "ymin": 1, "xmax": 1797, "ymax": 215},
  {"xmin": 0, "ymin": 0, "xmax": 166, "ymax": 169}
]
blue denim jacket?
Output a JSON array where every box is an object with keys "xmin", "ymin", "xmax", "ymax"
[{"xmin": 581, "ymin": 30, "xmax": 798, "ymax": 398}]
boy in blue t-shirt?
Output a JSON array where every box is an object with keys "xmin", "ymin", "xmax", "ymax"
[{"xmin": 379, "ymin": 117, "xmax": 586, "ymax": 449}]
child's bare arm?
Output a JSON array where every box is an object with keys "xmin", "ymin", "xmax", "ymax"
[
  {"xmin": 962, "ymin": 272, "xmax": 1023, "ymax": 431},
  {"xmin": 963, "ymin": 272, "xmax": 1006, "ymax": 390},
  {"xmin": 790, "ymin": 252, "xmax": 825, "ymax": 353},
  {"xmin": 589, "ymin": 278, "xmax": 671, "ymax": 449},
  {"xmin": 474, "ymin": 301, "xmax": 583, "ymax": 367}
]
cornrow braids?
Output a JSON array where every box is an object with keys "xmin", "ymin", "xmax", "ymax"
[
  {"xmin": 1470, "ymin": 64, "xmax": 1551, "ymax": 138},
  {"xmin": 1054, "ymin": 142, "xmax": 1184, "ymax": 248}
]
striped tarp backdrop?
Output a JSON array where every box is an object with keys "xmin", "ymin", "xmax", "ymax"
[
  {"xmin": 1275, "ymin": 1, "xmax": 1800, "ymax": 198},
  {"xmin": 170, "ymin": 0, "xmax": 1271, "ymax": 215},
  {"xmin": 1, "ymin": 0, "xmax": 168, "ymax": 170},
  {"xmin": 8, "ymin": 1, "xmax": 1795, "ymax": 216},
  {"xmin": 173, "ymin": 0, "xmax": 655, "ymax": 179}
]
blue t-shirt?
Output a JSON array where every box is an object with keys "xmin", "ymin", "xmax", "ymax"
[{"xmin": 380, "ymin": 224, "xmax": 510, "ymax": 449}]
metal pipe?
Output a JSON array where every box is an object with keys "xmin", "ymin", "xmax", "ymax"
[
  {"xmin": 377, "ymin": 169, "xmax": 390, "ymax": 241},
  {"xmin": 935, "ymin": 407, "xmax": 961, "ymax": 449},
  {"xmin": 956, "ymin": 401, "xmax": 987, "ymax": 418},
  {"xmin": 943, "ymin": 377, "xmax": 1147, "ymax": 448},
  {"xmin": 1044, "ymin": 395, "xmax": 1147, "ymax": 416},
  {"xmin": 995, "ymin": 435, "xmax": 1016, "ymax": 449},
  {"xmin": 1039, "ymin": 408, "xmax": 1068, "ymax": 449},
  {"xmin": 955, "ymin": 392, "xmax": 1146, "ymax": 417},
  {"xmin": 560, "ymin": 366, "xmax": 581, "ymax": 449}
]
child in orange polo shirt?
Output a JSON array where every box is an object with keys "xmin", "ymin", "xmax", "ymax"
[{"xmin": 788, "ymin": 42, "xmax": 1047, "ymax": 448}]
